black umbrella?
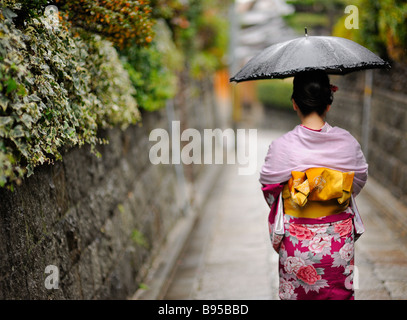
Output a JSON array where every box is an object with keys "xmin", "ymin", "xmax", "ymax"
[{"xmin": 230, "ymin": 31, "xmax": 390, "ymax": 83}]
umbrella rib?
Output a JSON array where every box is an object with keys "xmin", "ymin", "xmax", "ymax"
[{"xmin": 319, "ymin": 37, "xmax": 343, "ymax": 69}]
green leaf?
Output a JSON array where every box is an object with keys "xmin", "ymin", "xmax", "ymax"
[
  {"xmin": 10, "ymin": 125, "xmax": 25, "ymax": 138},
  {"xmin": 5, "ymin": 78, "xmax": 17, "ymax": 94},
  {"xmin": 0, "ymin": 97, "xmax": 9, "ymax": 112},
  {"xmin": 17, "ymin": 84, "xmax": 27, "ymax": 96},
  {"xmin": 0, "ymin": 116, "xmax": 13, "ymax": 127},
  {"xmin": 28, "ymin": 94, "xmax": 41, "ymax": 102},
  {"xmin": 2, "ymin": 8, "xmax": 17, "ymax": 21},
  {"xmin": 21, "ymin": 114, "xmax": 34, "ymax": 128}
]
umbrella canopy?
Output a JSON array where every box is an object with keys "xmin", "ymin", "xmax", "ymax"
[{"xmin": 230, "ymin": 34, "xmax": 390, "ymax": 82}]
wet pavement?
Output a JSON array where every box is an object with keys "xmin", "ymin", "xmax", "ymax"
[{"xmin": 163, "ymin": 128, "xmax": 407, "ymax": 300}]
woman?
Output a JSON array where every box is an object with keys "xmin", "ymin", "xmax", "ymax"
[{"xmin": 260, "ymin": 70, "xmax": 368, "ymax": 300}]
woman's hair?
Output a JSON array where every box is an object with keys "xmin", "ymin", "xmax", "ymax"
[{"xmin": 291, "ymin": 70, "xmax": 333, "ymax": 116}]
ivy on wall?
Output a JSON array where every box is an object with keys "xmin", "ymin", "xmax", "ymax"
[
  {"xmin": 0, "ymin": 7, "xmax": 140, "ymax": 188},
  {"xmin": 0, "ymin": 0, "xmax": 231, "ymax": 189}
]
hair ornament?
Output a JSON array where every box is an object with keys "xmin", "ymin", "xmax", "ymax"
[{"xmin": 330, "ymin": 84, "xmax": 338, "ymax": 92}]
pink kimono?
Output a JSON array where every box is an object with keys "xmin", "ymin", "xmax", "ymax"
[{"xmin": 260, "ymin": 123, "xmax": 368, "ymax": 300}]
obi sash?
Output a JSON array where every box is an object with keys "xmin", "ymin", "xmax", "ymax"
[{"xmin": 282, "ymin": 167, "xmax": 354, "ymax": 218}]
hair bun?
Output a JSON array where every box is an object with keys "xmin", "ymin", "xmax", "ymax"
[{"xmin": 291, "ymin": 71, "xmax": 333, "ymax": 116}]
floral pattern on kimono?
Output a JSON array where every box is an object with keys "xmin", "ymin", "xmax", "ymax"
[
  {"xmin": 262, "ymin": 183, "xmax": 360, "ymax": 300},
  {"xmin": 278, "ymin": 214, "xmax": 355, "ymax": 300}
]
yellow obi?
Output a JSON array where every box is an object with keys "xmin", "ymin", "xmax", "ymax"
[{"xmin": 282, "ymin": 167, "xmax": 354, "ymax": 218}]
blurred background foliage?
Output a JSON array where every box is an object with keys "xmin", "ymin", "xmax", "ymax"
[
  {"xmin": 284, "ymin": 0, "xmax": 346, "ymax": 34},
  {"xmin": 333, "ymin": 0, "xmax": 407, "ymax": 64},
  {"xmin": 256, "ymin": 80, "xmax": 293, "ymax": 112},
  {"xmin": 0, "ymin": 0, "xmax": 231, "ymax": 188},
  {"xmin": 54, "ymin": 0, "xmax": 155, "ymax": 48},
  {"xmin": 284, "ymin": 0, "xmax": 407, "ymax": 64}
]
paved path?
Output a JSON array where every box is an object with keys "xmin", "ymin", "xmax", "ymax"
[{"xmin": 164, "ymin": 129, "xmax": 407, "ymax": 300}]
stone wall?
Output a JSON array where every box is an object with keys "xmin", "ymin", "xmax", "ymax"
[
  {"xmin": 327, "ymin": 66, "xmax": 407, "ymax": 206},
  {"xmin": 0, "ymin": 81, "xmax": 221, "ymax": 299}
]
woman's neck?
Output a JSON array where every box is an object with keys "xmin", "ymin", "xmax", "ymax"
[{"xmin": 300, "ymin": 113, "xmax": 325, "ymax": 130}]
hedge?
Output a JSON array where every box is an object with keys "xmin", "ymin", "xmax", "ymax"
[
  {"xmin": 0, "ymin": 11, "xmax": 140, "ymax": 188},
  {"xmin": 256, "ymin": 80, "xmax": 294, "ymax": 111},
  {"xmin": 0, "ymin": 0, "xmax": 231, "ymax": 189}
]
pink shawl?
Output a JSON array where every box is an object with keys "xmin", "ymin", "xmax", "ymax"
[{"xmin": 259, "ymin": 123, "xmax": 368, "ymax": 195}]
